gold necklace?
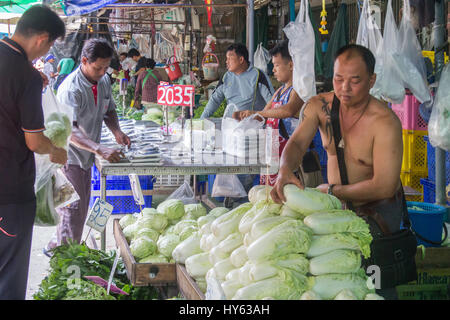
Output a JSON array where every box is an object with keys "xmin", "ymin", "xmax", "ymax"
[{"xmin": 338, "ymin": 97, "xmax": 371, "ymax": 149}]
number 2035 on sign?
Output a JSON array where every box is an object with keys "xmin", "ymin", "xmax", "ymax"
[
  {"xmin": 157, "ymin": 84, "xmax": 194, "ymax": 107},
  {"xmin": 86, "ymin": 198, "xmax": 113, "ymax": 233}
]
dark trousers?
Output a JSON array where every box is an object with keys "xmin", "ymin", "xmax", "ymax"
[
  {"xmin": 0, "ymin": 201, "xmax": 36, "ymax": 300},
  {"xmin": 47, "ymin": 164, "xmax": 92, "ymax": 248}
]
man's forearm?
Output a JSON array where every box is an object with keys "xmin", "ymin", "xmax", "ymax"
[
  {"xmin": 259, "ymin": 107, "xmax": 296, "ymax": 119},
  {"xmin": 69, "ymin": 126, "xmax": 100, "ymax": 155},
  {"xmin": 104, "ymin": 109, "xmax": 121, "ymax": 135}
]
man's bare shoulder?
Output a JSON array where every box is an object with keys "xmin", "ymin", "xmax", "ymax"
[
  {"xmin": 369, "ymin": 96, "xmax": 402, "ymax": 131},
  {"xmin": 307, "ymin": 92, "xmax": 334, "ymax": 109}
]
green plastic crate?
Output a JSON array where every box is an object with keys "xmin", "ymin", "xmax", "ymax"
[{"xmin": 396, "ymin": 284, "xmax": 450, "ymax": 300}]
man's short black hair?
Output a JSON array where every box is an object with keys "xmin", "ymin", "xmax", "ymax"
[
  {"xmin": 269, "ymin": 40, "xmax": 291, "ymax": 61},
  {"xmin": 81, "ymin": 38, "xmax": 114, "ymax": 63},
  {"xmin": 127, "ymin": 48, "xmax": 140, "ymax": 58},
  {"xmin": 226, "ymin": 43, "xmax": 249, "ymax": 64},
  {"xmin": 334, "ymin": 44, "xmax": 376, "ymax": 75},
  {"xmin": 120, "ymin": 52, "xmax": 128, "ymax": 58},
  {"xmin": 15, "ymin": 5, "xmax": 65, "ymax": 42},
  {"xmin": 146, "ymin": 58, "xmax": 156, "ymax": 69}
]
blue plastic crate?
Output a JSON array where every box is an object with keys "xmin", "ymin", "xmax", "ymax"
[
  {"xmin": 424, "ymin": 136, "xmax": 450, "ymax": 185},
  {"xmin": 91, "ymin": 164, "xmax": 154, "ymax": 190},
  {"xmin": 89, "ymin": 195, "xmax": 152, "ymax": 214},
  {"xmin": 421, "ymin": 178, "xmax": 450, "ymax": 206}
]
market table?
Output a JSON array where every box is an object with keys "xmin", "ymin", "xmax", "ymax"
[{"xmin": 95, "ymin": 142, "xmax": 267, "ymax": 250}]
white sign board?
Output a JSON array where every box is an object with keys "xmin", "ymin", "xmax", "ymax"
[
  {"xmin": 129, "ymin": 174, "xmax": 145, "ymax": 206},
  {"xmin": 86, "ymin": 198, "xmax": 113, "ymax": 233}
]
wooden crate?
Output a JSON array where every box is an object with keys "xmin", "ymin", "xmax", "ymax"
[
  {"xmin": 396, "ymin": 247, "xmax": 450, "ymax": 300},
  {"xmin": 176, "ymin": 264, "xmax": 205, "ymax": 300},
  {"xmin": 113, "ymin": 219, "xmax": 177, "ymax": 286}
]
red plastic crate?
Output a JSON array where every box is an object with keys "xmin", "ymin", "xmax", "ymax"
[{"xmin": 392, "ymin": 94, "xmax": 428, "ymax": 131}]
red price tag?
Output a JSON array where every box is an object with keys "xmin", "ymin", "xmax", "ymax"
[{"xmin": 157, "ymin": 84, "xmax": 195, "ymax": 107}]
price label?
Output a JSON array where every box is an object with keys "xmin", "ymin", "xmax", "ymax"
[
  {"xmin": 157, "ymin": 84, "xmax": 195, "ymax": 107},
  {"xmin": 129, "ymin": 174, "xmax": 145, "ymax": 206},
  {"xmin": 86, "ymin": 198, "xmax": 113, "ymax": 233}
]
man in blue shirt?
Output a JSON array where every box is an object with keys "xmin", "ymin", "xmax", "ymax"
[{"xmin": 200, "ymin": 43, "xmax": 274, "ymax": 119}]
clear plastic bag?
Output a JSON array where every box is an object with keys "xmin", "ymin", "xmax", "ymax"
[
  {"xmin": 283, "ymin": 0, "xmax": 316, "ymax": 102},
  {"xmin": 371, "ymin": 0, "xmax": 405, "ymax": 104},
  {"xmin": 396, "ymin": 0, "xmax": 431, "ymax": 104},
  {"xmin": 211, "ymin": 175, "xmax": 247, "ymax": 198},
  {"xmin": 253, "ymin": 43, "xmax": 271, "ymax": 74},
  {"xmin": 167, "ymin": 181, "xmax": 198, "ymax": 204},
  {"xmin": 428, "ymin": 63, "xmax": 450, "ymax": 151},
  {"xmin": 356, "ymin": 0, "xmax": 383, "ymax": 57},
  {"xmin": 35, "ymin": 169, "xmax": 79, "ymax": 227}
]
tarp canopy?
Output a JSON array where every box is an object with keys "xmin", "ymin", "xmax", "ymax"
[
  {"xmin": 62, "ymin": 0, "xmax": 117, "ymax": 16},
  {"xmin": 0, "ymin": 1, "xmax": 41, "ymax": 14}
]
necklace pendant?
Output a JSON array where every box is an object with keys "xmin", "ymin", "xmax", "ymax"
[{"xmin": 338, "ymin": 138, "xmax": 345, "ymax": 149}]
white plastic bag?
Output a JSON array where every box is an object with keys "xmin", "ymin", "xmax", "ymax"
[
  {"xmin": 370, "ymin": 0, "xmax": 405, "ymax": 104},
  {"xmin": 167, "ymin": 180, "xmax": 197, "ymax": 204},
  {"xmin": 283, "ymin": 0, "xmax": 316, "ymax": 102},
  {"xmin": 253, "ymin": 43, "xmax": 271, "ymax": 74},
  {"xmin": 396, "ymin": 0, "xmax": 431, "ymax": 104},
  {"xmin": 211, "ymin": 175, "xmax": 247, "ymax": 198},
  {"xmin": 428, "ymin": 63, "xmax": 450, "ymax": 151},
  {"xmin": 222, "ymin": 114, "xmax": 265, "ymax": 158},
  {"xmin": 356, "ymin": 0, "xmax": 383, "ymax": 57}
]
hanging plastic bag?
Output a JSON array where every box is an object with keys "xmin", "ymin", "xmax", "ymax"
[
  {"xmin": 396, "ymin": 0, "xmax": 431, "ymax": 105},
  {"xmin": 35, "ymin": 169, "xmax": 79, "ymax": 226},
  {"xmin": 283, "ymin": 0, "xmax": 316, "ymax": 102},
  {"xmin": 211, "ymin": 175, "xmax": 247, "ymax": 198},
  {"xmin": 253, "ymin": 43, "xmax": 271, "ymax": 74},
  {"xmin": 428, "ymin": 63, "xmax": 450, "ymax": 151},
  {"xmin": 370, "ymin": 0, "xmax": 405, "ymax": 104},
  {"xmin": 167, "ymin": 180, "xmax": 198, "ymax": 204},
  {"xmin": 356, "ymin": 0, "xmax": 383, "ymax": 57}
]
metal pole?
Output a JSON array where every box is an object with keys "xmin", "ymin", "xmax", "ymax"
[
  {"xmin": 433, "ymin": 0, "xmax": 447, "ymax": 207},
  {"xmin": 248, "ymin": 0, "xmax": 255, "ymax": 65}
]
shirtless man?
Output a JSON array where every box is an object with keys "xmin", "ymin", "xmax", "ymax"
[{"xmin": 271, "ymin": 44, "xmax": 416, "ymax": 299}]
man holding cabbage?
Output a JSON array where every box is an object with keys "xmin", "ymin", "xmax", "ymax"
[{"xmin": 271, "ymin": 44, "xmax": 417, "ymax": 299}]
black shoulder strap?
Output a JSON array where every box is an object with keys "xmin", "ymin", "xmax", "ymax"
[{"xmin": 330, "ymin": 94, "xmax": 354, "ymax": 210}]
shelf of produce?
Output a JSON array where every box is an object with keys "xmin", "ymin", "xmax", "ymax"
[
  {"xmin": 113, "ymin": 219, "xmax": 177, "ymax": 286},
  {"xmin": 176, "ymin": 264, "xmax": 205, "ymax": 300}
]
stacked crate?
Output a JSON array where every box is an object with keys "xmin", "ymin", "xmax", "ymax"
[
  {"xmin": 420, "ymin": 136, "xmax": 450, "ymax": 205},
  {"xmin": 391, "ymin": 94, "xmax": 428, "ymax": 202}
]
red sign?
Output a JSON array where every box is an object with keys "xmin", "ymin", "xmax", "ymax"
[{"xmin": 157, "ymin": 84, "xmax": 195, "ymax": 107}]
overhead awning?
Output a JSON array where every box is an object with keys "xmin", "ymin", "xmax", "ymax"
[
  {"xmin": 0, "ymin": 1, "xmax": 41, "ymax": 14},
  {"xmin": 62, "ymin": 0, "xmax": 118, "ymax": 16}
]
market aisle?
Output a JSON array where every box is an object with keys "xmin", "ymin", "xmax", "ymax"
[{"xmin": 26, "ymin": 214, "xmax": 125, "ymax": 300}]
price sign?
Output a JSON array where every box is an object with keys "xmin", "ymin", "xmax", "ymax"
[
  {"xmin": 157, "ymin": 84, "xmax": 195, "ymax": 107},
  {"xmin": 129, "ymin": 174, "xmax": 145, "ymax": 206},
  {"xmin": 86, "ymin": 198, "xmax": 113, "ymax": 233}
]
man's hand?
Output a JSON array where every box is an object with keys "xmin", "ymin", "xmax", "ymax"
[
  {"xmin": 39, "ymin": 71, "xmax": 49, "ymax": 87},
  {"xmin": 316, "ymin": 183, "xmax": 330, "ymax": 194},
  {"xmin": 114, "ymin": 130, "xmax": 131, "ymax": 147},
  {"xmin": 49, "ymin": 146, "xmax": 68, "ymax": 165},
  {"xmin": 270, "ymin": 168, "xmax": 304, "ymax": 204},
  {"xmin": 97, "ymin": 145, "xmax": 125, "ymax": 163}
]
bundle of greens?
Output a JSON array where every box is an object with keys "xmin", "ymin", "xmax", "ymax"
[{"xmin": 33, "ymin": 241, "xmax": 159, "ymax": 300}]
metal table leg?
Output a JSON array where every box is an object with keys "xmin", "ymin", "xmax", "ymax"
[{"xmin": 101, "ymin": 173, "xmax": 106, "ymax": 251}]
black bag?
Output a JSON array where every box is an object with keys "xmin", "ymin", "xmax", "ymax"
[{"xmin": 330, "ymin": 94, "xmax": 417, "ymax": 289}]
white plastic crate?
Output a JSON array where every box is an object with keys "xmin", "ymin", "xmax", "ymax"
[{"xmin": 153, "ymin": 175, "xmax": 189, "ymax": 188}]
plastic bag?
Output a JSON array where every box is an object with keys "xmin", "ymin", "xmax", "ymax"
[
  {"xmin": 253, "ymin": 43, "xmax": 271, "ymax": 74},
  {"xmin": 222, "ymin": 114, "xmax": 265, "ymax": 158},
  {"xmin": 283, "ymin": 0, "xmax": 316, "ymax": 102},
  {"xmin": 35, "ymin": 169, "xmax": 79, "ymax": 227},
  {"xmin": 370, "ymin": 0, "xmax": 405, "ymax": 104},
  {"xmin": 428, "ymin": 63, "xmax": 450, "ymax": 151},
  {"xmin": 396, "ymin": 0, "xmax": 431, "ymax": 104},
  {"xmin": 167, "ymin": 181, "xmax": 197, "ymax": 204},
  {"xmin": 356, "ymin": 0, "xmax": 383, "ymax": 57},
  {"xmin": 211, "ymin": 175, "xmax": 247, "ymax": 198}
]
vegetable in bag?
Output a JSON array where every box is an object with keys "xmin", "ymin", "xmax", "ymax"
[
  {"xmin": 309, "ymin": 249, "xmax": 362, "ymax": 275},
  {"xmin": 307, "ymin": 232, "xmax": 372, "ymax": 259},
  {"xmin": 283, "ymin": 184, "xmax": 341, "ymax": 216},
  {"xmin": 303, "ymin": 210, "xmax": 371, "ymax": 235}
]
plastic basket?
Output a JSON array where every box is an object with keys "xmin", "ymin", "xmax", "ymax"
[
  {"xmin": 407, "ymin": 201, "xmax": 447, "ymax": 247},
  {"xmin": 91, "ymin": 165, "xmax": 154, "ymax": 191},
  {"xmin": 420, "ymin": 178, "xmax": 450, "ymax": 206},
  {"xmin": 402, "ymin": 130, "xmax": 428, "ymax": 172},
  {"xmin": 396, "ymin": 284, "xmax": 449, "ymax": 300},
  {"xmin": 391, "ymin": 94, "xmax": 428, "ymax": 130},
  {"xmin": 401, "ymin": 170, "xmax": 427, "ymax": 202},
  {"xmin": 424, "ymin": 136, "xmax": 450, "ymax": 185},
  {"xmin": 89, "ymin": 195, "xmax": 152, "ymax": 214}
]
